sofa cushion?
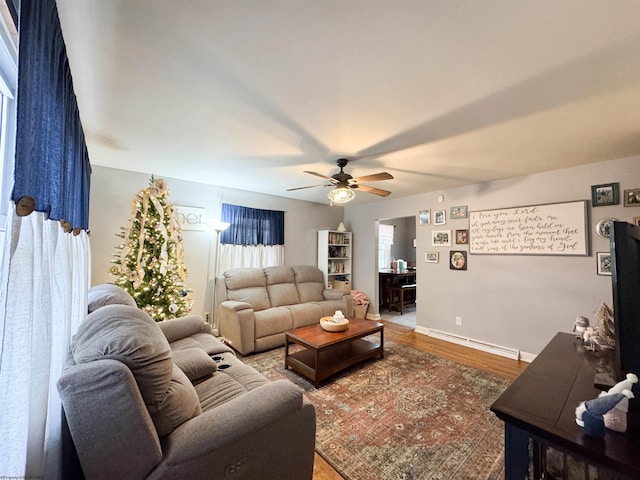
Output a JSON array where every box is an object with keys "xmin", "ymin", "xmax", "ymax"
[
  {"xmin": 195, "ymin": 354, "xmax": 269, "ymax": 411},
  {"xmin": 254, "ymin": 307, "xmax": 293, "ymax": 338},
  {"xmin": 87, "ymin": 283, "xmax": 137, "ymax": 313},
  {"xmin": 267, "ymin": 283, "xmax": 300, "ymax": 307},
  {"xmin": 224, "ymin": 268, "xmax": 271, "ymax": 311},
  {"xmin": 292, "ymin": 265, "xmax": 325, "ymax": 302},
  {"xmin": 265, "ymin": 266, "xmax": 300, "ymax": 307},
  {"xmin": 173, "ymin": 347, "xmax": 217, "ymax": 381},
  {"xmin": 287, "ymin": 303, "xmax": 323, "ymax": 328},
  {"xmin": 71, "ymin": 304, "xmax": 201, "ymax": 437},
  {"xmin": 296, "ymin": 281, "xmax": 324, "ymax": 303}
]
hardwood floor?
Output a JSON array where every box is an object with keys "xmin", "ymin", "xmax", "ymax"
[{"xmin": 312, "ymin": 320, "xmax": 529, "ymax": 479}]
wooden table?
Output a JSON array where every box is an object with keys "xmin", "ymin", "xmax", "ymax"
[
  {"xmin": 491, "ymin": 332, "xmax": 640, "ymax": 479},
  {"xmin": 285, "ymin": 318, "xmax": 384, "ymax": 387},
  {"xmin": 379, "ymin": 270, "xmax": 416, "ymax": 312}
]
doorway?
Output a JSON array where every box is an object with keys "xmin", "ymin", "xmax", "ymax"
[{"xmin": 377, "ymin": 216, "xmax": 417, "ymax": 329}]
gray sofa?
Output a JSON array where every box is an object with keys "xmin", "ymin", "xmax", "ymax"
[
  {"xmin": 58, "ymin": 284, "xmax": 316, "ymax": 480},
  {"xmin": 215, "ymin": 265, "xmax": 353, "ymax": 355}
]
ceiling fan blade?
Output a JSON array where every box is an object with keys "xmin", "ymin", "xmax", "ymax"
[
  {"xmin": 349, "ymin": 172, "xmax": 393, "ymax": 184},
  {"xmin": 286, "ymin": 184, "xmax": 332, "ymax": 191},
  {"xmin": 304, "ymin": 170, "xmax": 335, "ymax": 181},
  {"xmin": 356, "ymin": 184, "xmax": 392, "ymax": 197}
]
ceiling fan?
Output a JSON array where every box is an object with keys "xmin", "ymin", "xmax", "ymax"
[{"xmin": 287, "ymin": 158, "xmax": 393, "ymax": 204}]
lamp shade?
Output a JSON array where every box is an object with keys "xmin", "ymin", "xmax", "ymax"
[
  {"xmin": 328, "ymin": 187, "xmax": 355, "ymax": 205},
  {"xmin": 210, "ymin": 221, "xmax": 230, "ymax": 233}
]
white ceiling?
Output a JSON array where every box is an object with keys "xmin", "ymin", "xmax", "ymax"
[{"xmin": 56, "ymin": 0, "xmax": 640, "ymax": 205}]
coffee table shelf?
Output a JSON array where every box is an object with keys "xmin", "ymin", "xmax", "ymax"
[{"xmin": 285, "ymin": 318, "xmax": 384, "ymax": 387}]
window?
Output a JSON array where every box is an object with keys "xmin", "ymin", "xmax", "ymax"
[
  {"xmin": 379, "ymin": 224, "xmax": 394, "ymax": 269},
  {"xmin": 220, "ymin": 203, "xmax": 284, "ymax": 245},
  {"xmin": 0, "ymin": 6, "xmax": 17, "ymax": 243}
]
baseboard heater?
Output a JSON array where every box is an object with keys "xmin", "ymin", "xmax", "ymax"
[{"xmin": 426, "ymin": 328, "xmax": 520, "ymax": 360}]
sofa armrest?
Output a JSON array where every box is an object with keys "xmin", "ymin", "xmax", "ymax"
[
  {"xmin": 323, "ymin": 289, "xmax": 354, "ymax": 317},
  {"xmin": 323, "ymin": 288, "xmax": 348, "ymax": 300},
  {"xmin": 158, "ymin": 314, "xmax": 208, "ymax": 343},
  {"xmin": 161, "ymin": 380, "xmax": 305, "ymax": 462},
  {"xmin": 218, "ymin": 301, "xmax": 256, "ymax": 354},
  {"xmin": 220, "ymin": 300, "xmax": 253, "ymax": 312},
  {"xmin": 58, "ymin": 360, "xmax": 162, "ymax": 480}
]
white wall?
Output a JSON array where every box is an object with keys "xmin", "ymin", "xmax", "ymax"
[
  {"xmin": 89, "ymin": 166, "xmax": 343, "ymax": 318},
  {"xmin": 344, "ymin": 156, "xmax": 639, "ymax": 356}
]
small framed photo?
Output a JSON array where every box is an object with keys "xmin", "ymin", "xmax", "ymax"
[
  {"xmin": 419, "ymin": 209, "xmax": 431, "ymax": 225},
  {"xmin": 431, "ymin": 229, "xmax": 451, "ymax": 247},
  {"xmin": 450, "ymin": 205, "xmax": 468, "ymax": 219},
  {"xmin": 591, "ymin": 182, "xmax": 619, "ymax": 207},
  {"xmin": 596, "ymin": 218, "xmax": 617, "ymax": 238},
  {"xmin": 624, "ymin": 189, "xmax": 640, "ymax": 207},
  {"xmin": 425, "ymin": 251, "xmax": 439, "ymax": 263},
  {"xmin": 449, "ymin": 250, "xmax": 468, "ymax": 271},
  {"xmin": 596, "ymin": 252, "xmax": 612, "ymax": 276},
  {"xmin": 634, "ymin": 216, "xmax": 640, "ymax": 226},
  {"xmin": 455, "ymin": 229, "xmax": 469, "ymax": 245},
  {"xmin": 434, "ymin": 210, "xmax": 446, "ymax": 225}
]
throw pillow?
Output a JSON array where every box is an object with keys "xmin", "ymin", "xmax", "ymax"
[{"xmin": 173, "ymin": 347, "xmax": 217, "ymax": 381}]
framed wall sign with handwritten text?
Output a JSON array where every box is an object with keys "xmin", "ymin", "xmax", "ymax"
[{"xmin": 469, "ymin": 200, "xmax": 589, "ymax": 256}]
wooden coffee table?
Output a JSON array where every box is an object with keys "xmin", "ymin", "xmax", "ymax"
[{"xmin": 284, "ymin": 318, "xmax": 384, "ymax": 387}]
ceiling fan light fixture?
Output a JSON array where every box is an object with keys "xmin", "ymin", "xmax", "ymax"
[{"xmin": 328, "ymin": 186, "xmax": 355, "ymax": 205}]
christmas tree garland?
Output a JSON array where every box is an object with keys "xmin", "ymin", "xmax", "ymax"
[{"xmin": 110, "ymin": 176, "xmax": 193, "ymax": 320}]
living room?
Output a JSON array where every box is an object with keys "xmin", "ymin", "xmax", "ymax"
[
  {"xmin": 91, "ymin": 155, "xmax": 640, "ymax": 361},
  {"xmin": 2, "ymin": 1, "xmax": 640, "ymax": 479}
]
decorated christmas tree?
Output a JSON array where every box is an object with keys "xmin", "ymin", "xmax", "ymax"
[{"xmin": 109, "ymin": 176, "xmax": 193, "ymax": 321}]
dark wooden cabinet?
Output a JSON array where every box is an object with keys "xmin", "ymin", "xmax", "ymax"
[{"xmin": 491, "ymin": 332, "xmax": 640, "ymax": 479}]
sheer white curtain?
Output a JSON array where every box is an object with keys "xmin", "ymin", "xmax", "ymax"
[
  {"xmin": 0, "ymin": 205, "xmax": 90, "ymax": 478},
  {"xmin": 217, "ymin": 244, "xmax": 284, "ymax": 273}
]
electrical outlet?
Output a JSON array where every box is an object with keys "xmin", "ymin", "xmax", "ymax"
[
  {"xmin": 455, "ymin": 316, "xmax": 462, "ymax": 326},
  {"xmin": 205, "ymin": 312, "xmax": 210, "ymax": 321}
]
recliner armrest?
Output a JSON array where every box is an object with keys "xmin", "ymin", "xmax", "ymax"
[
  {"xmin": 158, "ymin": 314, "xmax": 209, "ymax": 343},
  {"xmin": 219, "ymin": 300, "xmax": 253, "ymax": 312},
  {"xmin": 161, "ymin": 380, "xmax": 304, "ymax": 462}
]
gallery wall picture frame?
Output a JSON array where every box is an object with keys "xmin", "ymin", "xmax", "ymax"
[
  {"xmin": 419, "ymin": 209, "xmax": 431, "ymax": 225},
  {"xmin": 596, "ymin": 218, "xmax": 617, "ymax": 238},
  {"xmin": 634, "ymin": 217, "xmax": 640, "ymax": 227},
  {"xmin": 624, "ymin": 188, "xmax": 640, "ymax": 207},
  {"xmin": 425, "ymin": 251, "xmax": 439, "ymax": 263},
  {"xmin": 450, "ymin": 205, "xmax": 468, "ymax": 219},
  {"xmin": 455, "ymin": 229, "xmax": 469, "ymax": 245},
  {"xmin": 431, "ymin": 229, "xmax": 451, "ymax": 247},
  {"xmin": 596, "ymin": 252, "xmax": 612, "ymax": 276},
  {"xmin": 449, "ymin": 250, "xmax": 468, "ymax": 270},
  {"xmin": 591, "ymin": 182, "xmax": 620, "ymax": 207},
  {"xmin": 470, "ymin": 200, "xmax": 588, "ymax": 256},
  {"xmin": 434, "ymin": 210, "xmax": 446, "ymax": 225}
]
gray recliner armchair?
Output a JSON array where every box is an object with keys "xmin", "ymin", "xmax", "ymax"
[{"xmin": 58, "ymin": 289, "xmax": 316, "ymax": 480}]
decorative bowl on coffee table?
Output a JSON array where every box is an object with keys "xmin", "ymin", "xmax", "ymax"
[{"xmin": 320, "ymin": 316, "xmax": 349, "ymax": 332}]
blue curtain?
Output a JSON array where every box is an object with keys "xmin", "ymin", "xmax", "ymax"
[
  {"xmin": 11, "ymin": 0, "xmax": 91, "ymax": 231},
  {"xmin": 220, "ymin": 203, "xmax": 284, "ymax": 245}
]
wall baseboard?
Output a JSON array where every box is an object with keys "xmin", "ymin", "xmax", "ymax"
[
  {"xmin": 372, "ymin": 319, "xmax": 536, "ymax": 363},
  {"xmin": 424, "ymin": 327, "xmax": 521, "ymax": 361}
]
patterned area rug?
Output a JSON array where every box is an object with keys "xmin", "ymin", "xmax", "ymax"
[{"xmin": 242, "ymin": 340, "xmax": 511, "ymax": 480}]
